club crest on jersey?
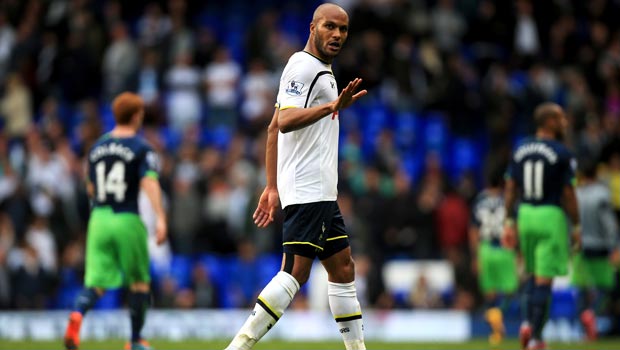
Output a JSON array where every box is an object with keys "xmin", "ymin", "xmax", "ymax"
[{"xmin": 286, "ymin": 80, "xmax": 304, "ymax": 96}]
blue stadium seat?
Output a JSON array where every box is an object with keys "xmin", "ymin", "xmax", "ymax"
[
  {"xmin": 550, "ymin": 289, "xmax": 577, "ymax": 319},
  {"xmin": 169, "ymin": 254, "xmax": 193, "ymax": 289},
  {"xmin": 401, "ymin": 154, "xmax": 423, "ymax": 183},
  {"xmin": 198, "ymin": 254, "xmax": 229, "ymax": 291},
  {"xmin": 508, "ymin": 70, "xmax": 529, "ymax": 94},
  {"xmin": 361, "ymin": 104, "xmax": 390, "ymax": 160},
  {"xmin": 451, "ymin": 137, "xmax": 479, "ymax": 180},
  {"xmin": 149, "ymin": 261, "xmax": 171, "ymax": 289},
  {"xmin": 256, "ymin": 254, "xmax": 280, "ymax": 286},
  {"xmin": 55, "ymin": 286, "xmax": 82, "ymax": 310},
  {"xmin": 423, "ymin": 112, "xmax": 447, "ymax": 153},
  {"xmin": 395, "ymin": 112, "xmax": 419, "ymax": 152},
  {"xmin": 95, "ymin": 289, "xmax": 122, "ymax": 309},
  {"xmin": 98, "ymin": 103, "xmax": 115, "ymax": 132},
  {"xmin": 201, "ymin": 125, "xmax": 233, "ymax": 151},
  {"xmin": 53, "ymin": 267, "xmax": 83, "ymax": 309},
  {"xmin": 159, "ymin": 126, "xmax": 182, "ymax": 152}
]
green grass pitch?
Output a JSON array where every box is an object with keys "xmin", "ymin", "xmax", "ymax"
[{"xmin": 2, "ymin": 339, "xmax": 620, "ymax": 350}]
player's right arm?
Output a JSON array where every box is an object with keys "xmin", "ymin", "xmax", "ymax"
[
  {"xmin": 253, "ymin": 107, "xmax": 280, "ymax": 228},
  {"xmin": 278, "ymin": 78, "xmax": 367, "ymax": 133},
  {"xmin": 598, "ymin": 189, "xmax": 620, "ymax": 264}
]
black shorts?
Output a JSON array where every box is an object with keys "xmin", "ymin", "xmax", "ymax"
[{"xmin": 282, "ymin": 201, "xmax": 350, "ymax": 260}]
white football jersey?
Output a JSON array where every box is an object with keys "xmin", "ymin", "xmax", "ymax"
[{"xmin": 276, "ymin": 51, "xmax": 340, "ymax": 208}]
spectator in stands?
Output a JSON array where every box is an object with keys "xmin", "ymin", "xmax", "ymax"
[
  {"xmin": 409, "ymin": 273, "xmax": 443, "ymax": 309},
  {"xmin": 25, "ymin": 133, "xmax": 77, "ymax": 243},
  {"xmin": 7, "ymin": 242, "xmax": 49, "ymax": 309},
  {"xmin": 227, "ymin": 159, "xmax": 258, "ymax": 241},
  {"xmin": 161, "ymin": 0, "xmax": 194, "ymax": 67},
  {"xmin": 202, "ymin": 170, "xmax": 235, "ymax": 254},
  {"xmin": 0, "ymin": 211, "xmax": 15, "ymax": 308},
  {"xmin": 36, "ymin": 31, "xmax": 61, "ymax": 100},
  {"xmin": 430, "ymin": 0, "xmax": 466, "ymax": 54},
  {"xmin": 435, "ymin": 185, "xmax": 470, "ymax": 271},
  {"xmin": 58, "ymin": 32, "xmax": 99, "ymax": 103},
  {"xmin": 169, "ymin": 140, "xmax": 201, "ymax": 255},
  {"xmin": 0, "ymin": 11, "xmax": 15, "ymax": 84},
  {"xmin": 191, "ymin": 263, "xmax": 219, "ymax": 308},
  {"xmin": 511, "ymin": 0, "xmax": 542, "ymax": 67},
  {"xmin": 203, "ymin": 46, "xmax": 241, "ymax": 129},
  {"xmin": 164, "ymin": 52, "xmax": 202, "ymax": 134},
  {"xmin": 24, "ymin": 215, "xmax": 57, "ymax": 276},
  {"xmin": 137, "ymin": 49, "xmax": 163, "ymax": 110},
  {"xmin": 136, "ymin": 2, "xmax": 171, "ymax": 50},
  {"xmin": 102, "ymin": 22, "xmax": 139, "ymax": 101},
  {"xmin": 0, "ymin": 133, "xmax": 18, "ymax": 204},
  {"xmin": 69, "ymin": 8, "xmax": 106, "ymax": 72},
  {"xmin": 0, "ymin": 73, "xmax": 33, "ymax": 141},
  {"xmin": 240, "ymin": 59, "xmax": 277, "ymax": 136}
]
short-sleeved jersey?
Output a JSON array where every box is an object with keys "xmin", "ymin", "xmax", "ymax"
[
  {"xmin": 276, "ymin": 51, "xmax": 339, "ymax": 209},
  {"xmin": 471, "ymin": 190, "xmax": 505, "ymax": 242},
  {"xmin": 507, "ymin": 137, "xmax": 576, "ymax": 206},
  {"xmin": 88, "ymin": 134, "xmax": 159, "ymax": 213},
  {"xmin": 577, "ymin": 182, "xmax": 619, "ymax": 253}
]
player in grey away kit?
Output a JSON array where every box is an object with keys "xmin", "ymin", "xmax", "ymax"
[{"xmin": 571, "ymin": 160, "xmax": 620, "ymax": 341}]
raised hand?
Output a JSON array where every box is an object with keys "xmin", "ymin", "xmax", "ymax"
[
  {"xmin": 332, "ymin": 78, "xmax": 367, "ymax": 112},
  {"xmin": 253, "ymin": 187, "xmax": 280, "ymax": 228}
]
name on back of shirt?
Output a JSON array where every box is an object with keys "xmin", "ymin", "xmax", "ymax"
[
  {"xmin": 514, "ymin": 142, "xmax": 558, "ymax": 164},
  {"xmin": 90, "ymin": 142, "xmax": 136, "ymax": 162}
]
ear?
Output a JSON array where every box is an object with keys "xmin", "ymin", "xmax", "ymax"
[{"xmin": 309, "ymin": 21, "xmax": 315, "ymax": 35}]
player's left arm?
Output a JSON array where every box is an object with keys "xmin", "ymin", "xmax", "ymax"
[
  {"xmin": 599, "ymin": 192, "xmax": 620, "ymax": 264},
  {"xmin": 141, "ymin": 176, "xmax": 167, "ymax": 245},
  {"xmin": 562, "ymin": 155, "xmax": 581, "ymax": 251},
  {"xmin": 140, "ymin": 150, "xmax": 167, "ymax": 245}
]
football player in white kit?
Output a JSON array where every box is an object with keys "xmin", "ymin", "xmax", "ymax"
[{"xmin": 224, "ymin": 3, "xmax": 367, "ymax": 350}]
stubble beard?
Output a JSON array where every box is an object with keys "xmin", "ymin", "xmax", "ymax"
[{"xmin": 314, "ymin": 35, "xmax": 337, "ymax": 61}]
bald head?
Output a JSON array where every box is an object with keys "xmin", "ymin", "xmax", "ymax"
[
  {"xmin": 307, "ymin": 3, "xmax": 350, "ymax": 62},
  {"xmin": 312, "ymin": 3, "xmax": 348, "ymax": 24},
  {"xmin": 533, "ymin": 102, "xmax": 568, "ymax": 140}
]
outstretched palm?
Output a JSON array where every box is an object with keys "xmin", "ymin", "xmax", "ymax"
[{"xmin": 333, "ymin": 78, "xmax": 367, "ymax": 111}]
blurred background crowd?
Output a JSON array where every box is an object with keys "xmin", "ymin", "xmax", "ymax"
[{"xmin": 1, "ymin": 0, "xmax": 620, "ymax": 325}]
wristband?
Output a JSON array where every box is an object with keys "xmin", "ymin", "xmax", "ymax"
[
  {"xmin": 504, "ymin": 218, "xmax": 515, "ymax": 228},
  {"xmin": 572, "ymin": 224, "xmax": 581, "ymax": 232}
]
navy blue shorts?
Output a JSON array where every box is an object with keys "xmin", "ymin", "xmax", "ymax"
[{"xmin": 282, "ymin": 201, "xmax": 350, "ymax": 260}]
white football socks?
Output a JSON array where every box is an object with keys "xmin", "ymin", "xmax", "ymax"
[
  {"xmin": 328, "ymin": 281, "xmax": 366, "ymax": 350},
  {"xmin": 226, "ymin": 271, "xmax": 300, "ymax": 350}
]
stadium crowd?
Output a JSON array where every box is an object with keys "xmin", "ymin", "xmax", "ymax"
[{"xmin": 0, "ymin": 0, "xmax": 619, "ymax": 328}]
